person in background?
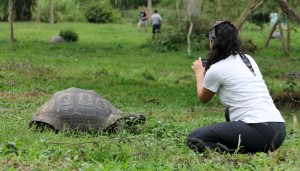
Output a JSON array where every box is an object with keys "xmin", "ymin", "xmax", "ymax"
[
  {"xmin": 269, "ymin": 12, "xmax": 281, "ymax": 38},
  {"xmin": 269, "ymin": 12, "xmax": 278, "ymax": 28},
  {"xmin": 137, "ymin": 5, "xmax": 148, "ymax": 32},
  {"xmin": 281, "ymin": 16, "xmax": 288, "ymax": 30},
  {"xmin": 187, "ymin": 21, "xmax": 286, "ymax": 154},
  {"xmin": 150, "ymin": 9, "xmax": 162, "ymax": 38}
]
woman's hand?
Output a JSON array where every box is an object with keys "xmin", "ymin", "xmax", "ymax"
[
  {"xmin": 191, "ymin": 57, "xmax": 214, "ymax": 103},
  {"xmin": 191, "ymin": 57, "xmax": 206, "ymax": 76}
]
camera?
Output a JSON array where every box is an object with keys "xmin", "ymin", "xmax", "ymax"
[{"xmin": 201, "ymin": 59, "xmax": 208, "ymax": 67}]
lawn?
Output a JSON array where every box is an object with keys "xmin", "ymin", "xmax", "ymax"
[{"xmin": 0, "ymin": 22, "xmax": 299, "ymax": 170}]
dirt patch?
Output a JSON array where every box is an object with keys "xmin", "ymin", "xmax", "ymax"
[
  {"xmin": 24, "ymin": 88, "xmax": 49, "ymax": 97},
  {"xmin": 272, "ymin": 92, "xmax": 300, "ymax": 109},
  {"xmin": 1, "ymin": 88, "xmax": 50, "ymax": 99}
]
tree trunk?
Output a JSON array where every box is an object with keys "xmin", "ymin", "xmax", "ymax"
[
  {"xmin": 235, "ymin": 0, "xmax": 264, "ymax": 30},
  {"xmin": 265, "ymin": 21, "xmax": 279, "ymax": 48},
  {"xmin": 49, "ymin": 0, "xmax": 54, "ymax": 24},
  {"xmin": 147, "ymin": 0, "xmax": 152, "ymax": 20},
  {"xmin": 20, "ymin": 1, "xmax": 27, "ymax": 20},
  {"xmin": 187, "ymin": 22, "xmax": 193, "ymax": 55},
  {"xmin": 176, "ymin": 0, "xmax": 181, "ymax": 29},
  {"xmin": 287, "ymin": 16, "xmax": 290, "ymax": 53},
  {"xmin": 275, "ymin": 0, "xmax": 300, "ymax": 24},
  {"xmin": 278, "ymin": 20, "xmax": 288, "ymax": 56},
  {"xmin": 184, "ymin": 0, "xmax": 193, "ymax": 55},
  {"xmin": 36, "ymin": 0, "xmax": 40, "ymax": 23},
  {"xmin": 8, "ymin": 0, "xmax": 14, "ymax": 42}
]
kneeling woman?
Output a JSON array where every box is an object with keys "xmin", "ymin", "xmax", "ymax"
[{"xmin": 187, "ymin": 21, "xmax": 285, "ymax": 153}]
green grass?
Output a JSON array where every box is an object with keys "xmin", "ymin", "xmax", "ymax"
[{"xmin": 0, "ymin": 22, "xmax": 299, "ymax": 170}]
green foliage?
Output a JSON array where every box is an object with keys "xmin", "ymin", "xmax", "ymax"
[
  {"xmin": 0, "ymin": 0, "xmax": 34, "ymax": 21},
  {"xmin": 59, "ymin": 29, "xmax": 79, "ymax": 42},
  {"xmin": 248, "ymin": 12, "xmax": 270, "ymax": 28},
  {"xmin": 31, "ymin": 0, "xmax": 85, "ymax": 22},
  {"xmin": 0, "ymin": 0, "xmax": 9, "ymax": 20},
  {"xmin": 109, "ymin": 0, "xmax": 160, "ymax": 9},
  {"xmin": 84, "ymin": 1, "xmax": 121, "ymax": 23},
  {"xmin": 149, "ymin": 16, "xmax": 211, "ymax": 53},
  {"xmin": 150, "ymin": 26, "xmax": 185, "ymax": 52},
  {"xmin": 1, "ymin": 141, "xmax": 18, "ymax": 155},
  {"xmin": 284, "ymin": 72, "xmax": 298, "ymax": 93}
]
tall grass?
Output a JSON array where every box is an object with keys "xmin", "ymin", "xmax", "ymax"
[
  {"xmin": 0, "ymin": 22, "xmax": 299, "ymax": 170},
  {"xmin": 31, "ymin": 0, "xmax": 85, "ymax": 22}
]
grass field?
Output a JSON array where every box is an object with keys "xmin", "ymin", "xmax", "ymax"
[{"xmin": 0, "ymin": 22, "xmax": 299, "ymax": 170}]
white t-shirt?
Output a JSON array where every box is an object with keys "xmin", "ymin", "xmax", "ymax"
[
  {"xmin": 204, "ymin": 54, "xmax": 284, "ymax": 123},
  {"xmin": 151, "ymin": 14, "xmax": 162, "ymax": 25}
]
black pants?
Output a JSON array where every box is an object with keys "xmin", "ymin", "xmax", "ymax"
[
  {"xmin": 187, "ymin": 121, "xmax": 286, "ymax": 153},
  {"xmin": 152, "ymin": 24, "xmax": 161, "ymax": 34}
]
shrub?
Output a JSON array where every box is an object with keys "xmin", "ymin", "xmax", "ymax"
[
  {"xmin": 149, "ymin": 16, "xmax": 211, "ymax": 52},
  {"xmin": 150, "ymin": 26, "xmax": 186, "ymax": 52},
  {"xmin": 59, "ymin": 29, "xmax": 78, "ymax": 42},
  {"xmin": 84, "ymin": 1, "xmax": 121, "ymax": 23}
]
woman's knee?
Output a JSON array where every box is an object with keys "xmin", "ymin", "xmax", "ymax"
[{"xmin": 186, "ymin": 129, "xmax": 206, "ymax": 152}]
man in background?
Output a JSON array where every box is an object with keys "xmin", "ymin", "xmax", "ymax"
[{"xmin": 150, "ymin": 9, "xmax": 162, "ymax": 38}]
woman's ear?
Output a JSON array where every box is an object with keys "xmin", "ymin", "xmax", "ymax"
[{"xmin": 209, "ymin": 40, "xmax": 214, "ymax": 50}]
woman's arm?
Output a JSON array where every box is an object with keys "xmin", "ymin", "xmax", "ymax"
[{"xmin": 192, "ymin": 58, "xmax": 215, "ymax": 103}]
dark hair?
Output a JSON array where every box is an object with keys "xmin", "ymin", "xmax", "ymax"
[
  {"xmin": 154, "ymin": 9, "xmax": 158, "ymax": 13},
  {"xmin": 206, "ymin": 22, "xmax": 241, "ymax": 70}
]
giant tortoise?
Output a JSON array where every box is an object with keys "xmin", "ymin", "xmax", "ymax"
[{"xmin": 29, "ymin": 87, "xmax": 145, "ymax": 132}]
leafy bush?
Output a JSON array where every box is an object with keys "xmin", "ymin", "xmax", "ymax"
[
  {"xmin": 284, "ymin": 72, "xmax": 298, "ymax": 93},
  {"xmin": 149, "ymin": 16, "xmax": 211, "ymax": 52},
  {"xmin": 59, "ymin": 29, "xmax": 78, "ymax": 42},
  {"xmin": 150, "ymin": 26, "xmax": 185, "ymax": 52},
  {"xmin": 84, "ymin": 1, "xmax": 121, "ymax": 23}
]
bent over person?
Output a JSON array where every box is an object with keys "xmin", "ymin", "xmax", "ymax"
[{"xmin": 187, "ymin": 21, "xmax": 286, "ymax": 153}]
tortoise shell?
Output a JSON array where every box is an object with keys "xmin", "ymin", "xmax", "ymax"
[{"xmin": 29, "ymin": 87, "xmax": 122, "ymax": 132}]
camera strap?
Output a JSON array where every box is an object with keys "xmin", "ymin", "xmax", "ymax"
[{"xmin": 239, "ymin": 51, "xmax": 256, "ymax": 76}]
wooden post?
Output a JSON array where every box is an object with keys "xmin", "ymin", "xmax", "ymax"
[
  {"xmin": 49, "ymin": 0, "xmax": 54, "ymax": 24},
  {"xmin": 8, "ymin": 0, "xmax": 14, "ymax": 42}
]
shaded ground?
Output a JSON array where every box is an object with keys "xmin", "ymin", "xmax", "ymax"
[{"xmin": 272, "ymin": 92, "xmax": 300, "ymax": 109}]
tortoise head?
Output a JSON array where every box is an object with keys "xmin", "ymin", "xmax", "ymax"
[{"xmin": 122, "ymin": 113, "xmax": 146, "ymax": 126}]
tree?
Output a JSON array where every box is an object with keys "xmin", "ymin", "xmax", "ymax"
[
  {"xmin": 0, "ymin": 0, "xmax": 33, "ymax": 21},
  {"xmin": 49, "ymin": 0, "xmax": 54, "ymax": 24},
  {"xmin": 234, "ymin": 0, "xmax": 264, "ymax": 30},
  {"xmin": 275, "ymin": 0, "xmax": 300, "ymax": 24},
  {"xmin": 15, "ymin": 0, "xmax": 33, "ymax": 20},
  {"xmin": 147, "ymin": 0, "xmax": 152, "ymax": 19},
  {"xmin": 264, "ymin": 0, "xmax": 300, "ymax": 56},
  {"xmin": 36, "ymin": 0, "xmax": 40, "ymax": 23},
  {"xmin": 8, "ymin": 0, "xmax": 14, "ymax": 42}
]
